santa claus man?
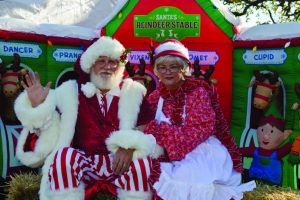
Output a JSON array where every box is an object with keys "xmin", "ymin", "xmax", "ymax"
[{"xmin": 14, "ymin": 36, "xmax": 157, "ymax": 200}]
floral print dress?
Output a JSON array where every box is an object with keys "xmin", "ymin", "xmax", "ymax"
[{"xmin": 145, "ymin": 77, "xmax": 256, "ymax": 200}]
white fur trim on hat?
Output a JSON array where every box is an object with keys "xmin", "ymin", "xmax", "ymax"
[
  {"xmin": 80, "ymin": 36, "xmax": 125, "ymax": 73},
  {"xmin": 154, "ymin": 40, "xmax": 189, "ymax": 60}
]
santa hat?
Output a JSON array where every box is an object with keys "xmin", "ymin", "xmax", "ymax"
[
  {"xmin": 153, "ymin": 39, "xmax": 190, "ymax": 64},
  {"xmin": 258, "ymin": 99, "xmax": 285, "ymax": 131},
  {"xmin": 80, "ymin": 36, "xmax": 125, "ymax": 74}
]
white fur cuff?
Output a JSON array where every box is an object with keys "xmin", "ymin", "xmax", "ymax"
[
  {"xmin": 152, "ymin": 144, "xmax": 165, "ymax": 159},
  {"xmin": 106, "ymin": 130, "xmax": 156, "ymax": 160},
  {"xmin": 16, "ymin": 111, "xmax": 61, "ymax": 168},
  {"xmin": 14, "ymin": 90, "xmax": 56, "ymax": 131}
]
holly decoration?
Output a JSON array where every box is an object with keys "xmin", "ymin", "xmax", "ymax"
[{"xmin": 120, "ymin": 48, "xmax": 131, "ymax": 63}]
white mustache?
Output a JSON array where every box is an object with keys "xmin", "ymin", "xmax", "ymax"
[
  {"xmin": 98, "ymin": 70, "xmax": 113, "ymax": 75},
  {"xmin": 90, "ymin": 66, "xmax": 125, "ymax": 90}
]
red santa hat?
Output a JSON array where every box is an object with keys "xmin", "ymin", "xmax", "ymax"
[
  {"xmin": 153, "ymin": 39, "xmax": 190, "ymax": 65},
  {"xmin": 80, "ymin": 36, "xmax": 126, "ymax": 74}
]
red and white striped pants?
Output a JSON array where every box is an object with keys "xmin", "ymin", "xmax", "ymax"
[{"xmin": 48, "ymin": 147, "xmax": 152, "ymax": 193}]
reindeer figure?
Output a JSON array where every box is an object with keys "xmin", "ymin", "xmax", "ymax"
[
  {"xmin": 192, "ymin": 59, "xmax": 217, "ymax": 84},
  {"xmin": 252, "ymin": 70, "xmax": 280, "ymax": 110},
  {"xmin": 0, "ymin": 53, "xmax": 27, "ymax": 123}
]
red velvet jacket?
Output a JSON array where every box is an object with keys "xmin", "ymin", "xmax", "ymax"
[{"xmin": 72, "ymin": 88, "xmax": 154, "ymax": 156}]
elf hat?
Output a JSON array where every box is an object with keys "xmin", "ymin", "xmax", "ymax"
[
  {"xmin": 153, "ymin": 39, "xmax": 190, "ymax": 65},
  {"xmin": 258, "ymin": 99, "xmax": 285, "ymax": 131},
  {"xmin": 80, "ymin": 36, "xmax": 126, "ymax": 74}
]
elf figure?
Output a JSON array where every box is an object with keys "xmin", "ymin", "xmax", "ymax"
[{"xmin": 240, "ymin": 101, "xmax": 292, "ymax": 185}]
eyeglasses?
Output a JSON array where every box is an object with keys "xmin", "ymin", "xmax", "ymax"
[
  {"xmin": 94, "ymin": 59, "xmax": 119, "ymax": 69},
  {"xmin": 157, "ymin": 65, "xmax": 182, "ymax": 74}
]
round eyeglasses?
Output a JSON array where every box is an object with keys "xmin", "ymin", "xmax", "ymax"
[
  {"xmin": 157, "ymin": 65, "xmax": 181, "ymax": 74},
  {"xmin": 95, "ymin": 59, "xmax": 119, "ymax": 69}
]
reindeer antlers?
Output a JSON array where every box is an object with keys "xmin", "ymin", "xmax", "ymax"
[
  {"xmin": 192, "ymin": 59, "xmax": 215, "ymax": 81},
  {"xmin": 269, "ymin": 71, "xmax": 279, "ymax": 85},
  {"xmin": 125, "ymin": 61, "xmax": 135, "ymax": 77},
  {"xmin": 253, "ymin": 70, "xmax": 265, "ymax": 82},
  {"xmin": 137, "ymin": 58, "xmax": 146, "ymax": 76},
  {"xmin": 11, "ymin": 53, "xmax": 21, "ymax": 72},
  {"xmin": 192, "ymin": 59, "xmax": 201, "ymax": 77}
]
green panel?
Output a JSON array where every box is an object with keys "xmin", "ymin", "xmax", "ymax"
[
  {"xmin": 231, "ymin": 46, "xmax": 300, "ymax": 188},
  {"xmin": 196, "ymin": 0, "xmax": 234, "ymax": 39},
  {"xmin": 134, "ymin": 6, "xmax": 200, "ymax": 42},
  {"xmin": 106, "ymin": 0, "xmax": 139, "ymax": 36},
  {"xmin": 47, "ymin": 45, "xmax": 83, "ymax": 87},
  {"xmin": 291, "ymin": 46, "xmax": 300, "ymax": 131}
]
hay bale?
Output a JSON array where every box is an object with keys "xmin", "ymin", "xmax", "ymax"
[
  {"xmin": 6, "ymin": 173, "xmax": 300, "ymax": 200},
  {"xmin": 244, "ymin": 182, "xmax": 300, "ymax": 200},
  {"xmin": 6, "ymin": 172, "xmax": 41, "ymax": 200}
]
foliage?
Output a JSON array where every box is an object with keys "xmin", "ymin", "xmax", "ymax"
[{"xmin": 221, "ymin": 0, "xmax": 300, "ymax": 24}]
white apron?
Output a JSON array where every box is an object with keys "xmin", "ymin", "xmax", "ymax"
[{"xmin": 153, "ymin": 97, "xmax": 256, "ymax": 200}]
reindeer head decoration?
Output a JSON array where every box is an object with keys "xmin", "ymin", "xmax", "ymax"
[
  {"xmin": 0, "ymin": 53, "xmax": 28, "ymax": 123},
  {"xmin": 1, "ymin": 53, "xmax": 27, "ymax": 98},
  {"xmin": 192, "ymin": 59, "xmax": 216, "ymax": 84},
  {"xmin": 137, "ymin": 58, "xmax": 146, "ymax": 76},
  {"xmin": 251, "ymin": 70, "xmax": 280, "ymax": 110}
]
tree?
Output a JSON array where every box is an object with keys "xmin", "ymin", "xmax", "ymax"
[{"xmin": 221, "ymin": 0, "xmax": 300, "ymax": 24}]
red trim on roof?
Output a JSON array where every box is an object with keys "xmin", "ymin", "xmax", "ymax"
[
  {"xmin": 100, "ymin": 28, "xmax": 106, "ymax": 37},
  {"xmin": 0, "ymin": 30, "xmax": 47, "ymax": 43},
  {"xmin": 0, "ymin": 29, "xmax": 96, "ymax": 46},
  {"xmin": 47, "ymin": 36, "xmax": 94, "ymax": 46},
  {"xmin": 234, "ymin": 37, "xmax": 300, "ymax": 48}
]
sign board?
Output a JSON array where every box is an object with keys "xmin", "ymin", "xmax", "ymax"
[
  {"xmin": 0, "ymin": 41, "xmax": 42, "ymax": 58},
  {"xmin": 128, "ymin": 50, "xmax": 219, "ymax": 65},
  {"xmin": 243, "ymin": 49, "xmax": 287, "ymax": 65},
  {"xmin": 52, "ymin": 48, "xmax": 83, "ymax": 62},
  {"xmin": 134, "ymin": 6, "xmax": 200, "ymax": 42}
]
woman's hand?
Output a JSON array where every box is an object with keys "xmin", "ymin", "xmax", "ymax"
[
  {"xmin": 112, "ymin": 147, "xmax": 134, "ymax": 175},
  {"xmin": 135, "ymin": 124, "xmax": 147, "ymax": 132},
  {"xmin": 21, "ymin": 71, "xmax": 51, "ymax": 107}
]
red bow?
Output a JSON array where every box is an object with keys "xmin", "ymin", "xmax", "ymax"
[{"xmin": 85, "ymin": 181, "xmax": 117, "ymax": 200}]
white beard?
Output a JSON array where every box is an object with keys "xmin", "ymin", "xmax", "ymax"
[{"xmin": 90, "ymin": 66, "xmax": 125, "ymax": 90}]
